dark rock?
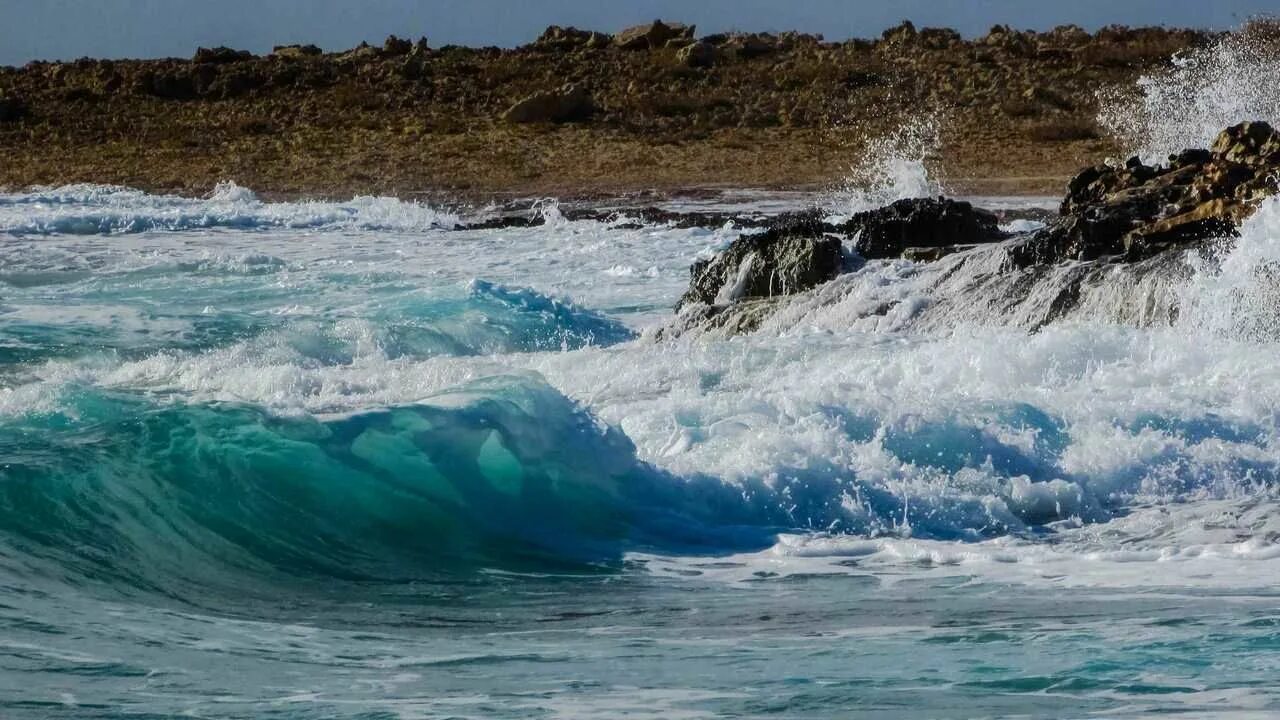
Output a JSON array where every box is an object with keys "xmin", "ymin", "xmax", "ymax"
[
  {"xmin": 502, "ymin": 83, "xmax": 595, "ymax": 123},
  {"xmin": 193, "ymin": 46, "xmax": 253, "ymax": 64},
  {"xmin": 918, "ymin": 27, "xmax": 963, "ymax": 50},
  {"xmin": 677, "ymin": 213, "xmax": 844, "ymax": 311},
  {"xmin": 382, "ymin": 35, "xmax": 413, "ymax": 56},
  {"xmin": 844, "ymin": 197, "xmax": 1006, "ymax": 260},
  {"xmin": 1025, "ymin": 120, "xmax": 1280, "ymax": 265},
  {"xmin": 880, "ymin": 21, "xmax": 918, "ymax": 45},
  {"xmin": 615, "ymin": 20, "xmax": 695, "ymax": 50}
]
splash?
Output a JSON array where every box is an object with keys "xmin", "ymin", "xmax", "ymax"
[
  {"xmin": 1098, "ymin": 20, "xmax": 1280, "ymax": 162},
  {"xmin": 829, "ymin": 114, "xmax": 944, "ymax": 215},
  {"xmin": 1178, "ymin": 195, "xmax": 1280, "ymax": 340}
]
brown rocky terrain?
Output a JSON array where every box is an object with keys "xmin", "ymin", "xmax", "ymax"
[{"xmin": 0, "ymin": 21, "xmax": 1214, "ymax": 200}]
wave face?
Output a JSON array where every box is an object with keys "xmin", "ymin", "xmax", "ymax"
[{"xmin": 0, "ymin": 378, "xmax": 793, "ymax": 595}]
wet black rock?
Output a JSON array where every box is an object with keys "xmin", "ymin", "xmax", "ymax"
[
  {"xmin": 676, "ymin": 213, "xmax": 844, "ymax": 311},
  {"xmin": 1013, "ymin": 121, "xmax": 1280, "ymax": 266},
  {"xmin": 842, "ymin": 197, "xmax": 1007, "ymax": 260}
]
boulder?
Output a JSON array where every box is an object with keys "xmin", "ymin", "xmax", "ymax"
[
  {"xmin": 843, "ymin": 197, "xmax": 1006, "ymax": 260},
  {"xmin": 677, "ymin": 42, "xmax": 717, "ymax": 68},
  {"xmin": 677, "ymin": 214, "xmax": 844, "ymax": 311},
  {"xmin": 535, "ymin": 26, "xmax": 612, "ymax": 51},
  {"xmin": 918, "ymin": 27, "xmax": 963, "ymax": 50},
  {"xmin": 193, "ymin": 46, "xmax": 253, "ymax": 64},
  {"xmin": 382, "ymin": 35, "xmax": 413, "ymax": 56},
  {"xmin": 880, "ymin": 21, "xmax": 918, "ymax": 45},
  {"xmin": 338, "ymin": 42, "xmax": 382, "ymax": 62},
  {"xmin": 1019, "ymin": 121, "xmax": 1280, "ymax": 265},
  {"xmin": 614, "ymin": 20, "xmax": 695, "ymax": 50},
  {"xmin": 502, "ymin": 83, "xmax": 596, "ymax": 123},
  {"xmin": 272, "ymin": 44, "xmax": 323, "ymax": 59},
  {"xmin": 723, "ymin": 33, "xmax": 776, "ymax": 60}
]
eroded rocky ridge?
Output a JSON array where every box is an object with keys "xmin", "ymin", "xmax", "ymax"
[{"xmin": 0, "ymin": 21, "xmax": 1211, "ymax": 195}]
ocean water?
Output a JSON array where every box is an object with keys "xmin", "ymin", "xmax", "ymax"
[{"xmin": 3, "ymin": 176, "xmax": 1280, "ymax": 720}]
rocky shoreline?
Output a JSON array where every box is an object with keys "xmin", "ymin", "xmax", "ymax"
[
  {"xmin": 656, "ymin": 121, "xmax": 1280, "ymax": 338},
  {"xmin": 0, "ymin": 21, "xmax": 1212, "ymax": 198}
]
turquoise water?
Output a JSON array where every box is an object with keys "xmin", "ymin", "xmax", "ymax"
[{"xmin": 3, "ymin": 185, "xmax": 1280, "ymax": 718}]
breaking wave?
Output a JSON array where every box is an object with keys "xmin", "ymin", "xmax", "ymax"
[{"xmin": 0, "ymin": 182, "xmax": 461, "ymax": 235}]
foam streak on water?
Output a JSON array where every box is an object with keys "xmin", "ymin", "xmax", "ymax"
[{"xmin": 3, "ymin": 183, "xmax": 1280, "ymax": 719}]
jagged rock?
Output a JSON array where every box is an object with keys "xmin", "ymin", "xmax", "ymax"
[
  {"xmin": 1019, "ymin": 121, "xmax": 1280, "ymax": 265},
  {"xmin": 880, "ymin": 21, "xmax": 918, "ymax": 45},
  {"xmin": 382, "ymin": 35, "xmax": 413, "ymax": 56},
  {"xmin": 721, "ymin": 33, "xmax": 777, "ymax": 60},
  {"xmin": 844, "ymin": 198, "xmax": 1006, "ymax": 260},
  {"xmin": 193, "ymin": 47, "xmax": 253, "ymax": 64},
  {"xmin": 918, "ymin": 27, "xmax": 963, "ymax": 50},
  {"xmin": 676, "ymin": 214, "xmax": 844, "ymax": 311},
  {"xmin": 1041, "ymin": 24, "xmax": 1091, "ymax": 47},
  {"xmin": 677, "ymin": 42, "xmax": 717, "ymax": 68},
  {"xmin": 502, "ymin": 84, "xmax": 595, "ymax": 123},
  {"xmin": 272, "ymin": 44, "xmax": 323, "ymax": 59},
  {"xmin": 614, "ymin": 20, "xmax": 694, "ymax": 50},
  {"xmin": 535, "ymin": 26, "xmax": 611, "ymax": 51},
  {"xmin": 339, "ymin": 43, "xmax": 381, "ymax": 62}
]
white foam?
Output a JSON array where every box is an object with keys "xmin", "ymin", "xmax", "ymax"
[
  {"xmin": 827, "ymin": 114, "xmax": 944, "ymax": 217},
  {"xmin": 1098, "ymin": 22, "xmax": 1280, "ymax": 163},
  {"xmin": 6, "ymin": 182, "xmax": 1280, "ymax": 571},
  {"xmin": 0, "ymin": 182, "xmax": 461, "ymax": 235}
]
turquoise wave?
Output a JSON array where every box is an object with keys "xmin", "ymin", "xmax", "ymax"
[
  {"xmin": 0, "ymin": 378, "xmax": 784, "ymax": 598},
  {"xmin": 0, "ymin": 279, "xmax": 634, "ymax": 369},
  {"xmin": 5, "ymin": 372, "xmax": 1274, "ymax": 599}
]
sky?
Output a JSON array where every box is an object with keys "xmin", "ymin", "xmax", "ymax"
[{"xmin": 1, "ymin": 0, "xmax": 1275, "ymax": 66}]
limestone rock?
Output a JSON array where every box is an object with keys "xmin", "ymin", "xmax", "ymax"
[
  {"xmin": 536, "ymin": 26, "xmax": 612, "ymax": 51},
  {"xmin": 677, "ymin": 42, "xmax": 717, "ymax": 68},
  {"xmin": 272, "ymin": 44, "xmax": 323, "ymax": 59},
  {"xmin": 614, "ymin": 20, "xmax": 695, "ymax": 50}
]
